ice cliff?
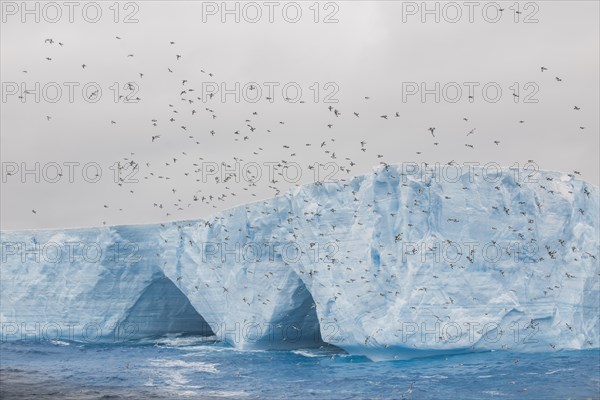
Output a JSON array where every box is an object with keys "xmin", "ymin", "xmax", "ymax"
[{"xmin": 1, "ymin": 165, "xmax": 599, "ymax": 360}]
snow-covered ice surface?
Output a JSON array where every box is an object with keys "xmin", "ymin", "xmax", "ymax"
[{"xmin": 1, "ymin": 165, "xmax": 599, "ymax": 361}]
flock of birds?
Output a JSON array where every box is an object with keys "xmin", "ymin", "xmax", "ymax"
[
  {"xmin": 18, "ymin": 35, "xmax": 590, "ymax": 224},
  {"xmin": 20, "ymin": 35, "xmax": 598, "ymax": 302}
]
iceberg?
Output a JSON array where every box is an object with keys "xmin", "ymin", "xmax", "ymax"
[{"xmin": 1, "ymin": 165, "xmax": 598, "ymax": 360}]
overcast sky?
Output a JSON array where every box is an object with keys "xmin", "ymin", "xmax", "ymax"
[{"xmin": 1, "ymin": 0, "xmax": 598, "ymax": 230}]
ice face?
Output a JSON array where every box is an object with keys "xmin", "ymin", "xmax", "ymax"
[
  {"xmin": 1, "ymin": 165, "xmax": 598, "ymax": 360},
  {"xmin": 0, "ymin": 225, "xmax": 191, "ymax": 342}
]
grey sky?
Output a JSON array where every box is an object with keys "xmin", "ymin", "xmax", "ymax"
[{"xmin": 1, "ymin": 0, "xmax": 598, "ymax": 230}]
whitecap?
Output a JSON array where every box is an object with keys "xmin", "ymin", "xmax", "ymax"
[
  {"xmin": 49, "ymin": 340, "xmax": 70, "ymax": 346},
  {"xmin": 202, "ymin": 390, "xmax": 250, "ymax": 398},
  {"xmin": 545, "ymin": 369, "xmax": 561, "ymax": 375},
  {"xmin": 149, "ymin": 359, "xmax": 219, "ymax": 374}
]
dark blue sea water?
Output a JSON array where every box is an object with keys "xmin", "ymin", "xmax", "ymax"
[{"xmin": 1, "ymin": 337, "xmax": 598, "ymax": 399}]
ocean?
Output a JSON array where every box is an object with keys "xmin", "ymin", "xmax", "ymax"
[{"xmin": 1, "ymin": 337, "xmax": 598, "ymax": 399}]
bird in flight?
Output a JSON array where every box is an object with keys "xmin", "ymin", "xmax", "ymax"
[{"xmin": 428, "ymin": 127, "xmax": 435, "ymax": 137}]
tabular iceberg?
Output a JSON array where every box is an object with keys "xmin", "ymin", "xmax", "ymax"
[{"xmin": 1, "ymin": 165, "xmax": 598, "ymax": 361}]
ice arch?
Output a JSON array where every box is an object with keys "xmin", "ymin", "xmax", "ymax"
[{"xmin": 119, "ymin": 276, "xmax": 215, "ymax": 340}]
